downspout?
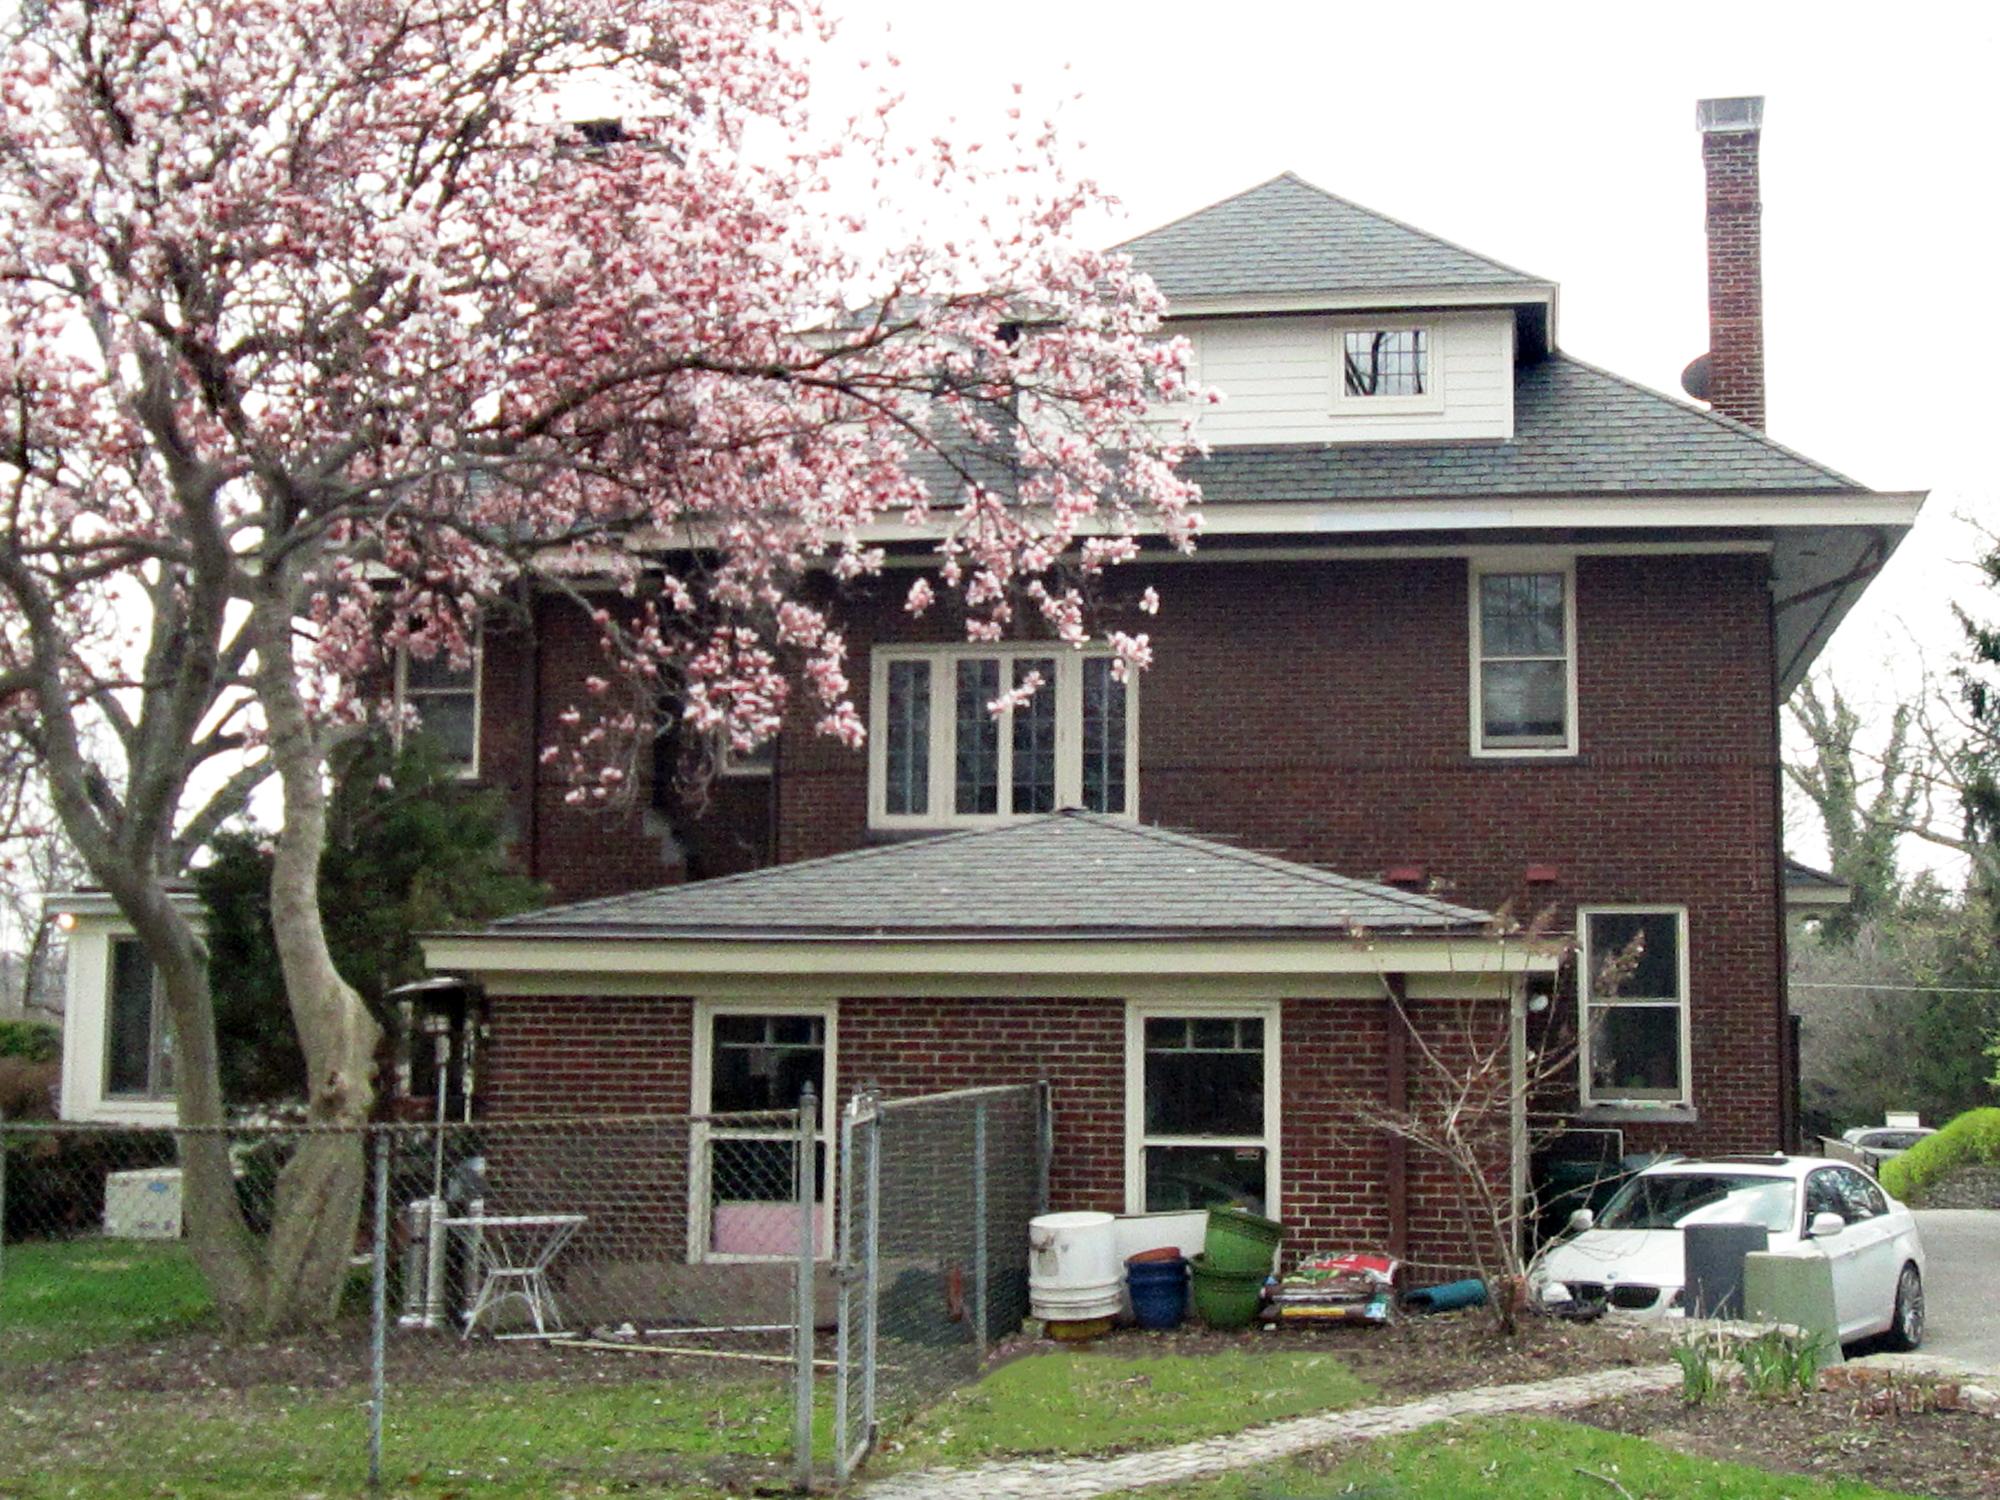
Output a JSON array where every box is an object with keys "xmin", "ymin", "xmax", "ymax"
[{"xmin": 1770, "ymin": 558, "xmax": 1797, "ymax": 1151}]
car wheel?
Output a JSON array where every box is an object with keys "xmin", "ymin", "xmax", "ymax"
[{"xmin": 1883, "ymin": 1263, "xmax": 1924, "ymax": 1351}]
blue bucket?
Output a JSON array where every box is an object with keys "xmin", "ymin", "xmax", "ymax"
[{"xmin": 1126, "ymin": 1255, "xmax": 1190, "ymax": 1330}]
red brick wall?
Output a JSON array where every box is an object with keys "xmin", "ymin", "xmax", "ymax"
[
  {"xmin": 488, "ymin": 550, "xmax": 1783, "ymax": 1165},
  {"xmin": 839, "ymin": 997, "xmax": 1126, "ymax": 1212},
  {"xmin": 481, "ymin": 994, "xmax": 694, "ymax": 1116},
  {"xmin": 483, "ymin": 992, "xmax": 1512, "ymax": 1274}
]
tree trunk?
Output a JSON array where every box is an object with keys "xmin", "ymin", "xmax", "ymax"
[{"xmin": 245, "ymin": 591, "xmax": 381, "ymax": 1335}]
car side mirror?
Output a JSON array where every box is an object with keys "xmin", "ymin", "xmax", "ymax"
[
  {"xmin": 1567, "ymin": 1208, "xmax": 1594, "ymax": 1234},
  {"xmin": 1807, "ymin": 1211, "xmax": 1846, "ymax": 1239}
]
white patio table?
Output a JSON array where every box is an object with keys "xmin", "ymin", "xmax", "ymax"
[{"xmin": 442, "ymin": 1211, "xmax": 587, "ymax": 1340}]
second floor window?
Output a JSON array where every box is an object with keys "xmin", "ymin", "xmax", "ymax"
[
  {"xmin": 1472, "ymin": 563, "xmax": 1575, "ymax": 755},
  {"xmin": 397, "ymin": 642, "xmax": 481, "ymax": 776},
  {"xmin": 871, "ymin": 647, "xmax": 1134, "ymax": 827}
]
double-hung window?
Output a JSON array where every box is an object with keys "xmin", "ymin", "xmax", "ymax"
[
  {"xmin": 1471, "ymin": 561, "xmax": 1576, "ymax": 755},
  {"xmin": 396, "ymin": 638, "xmax": 481, "ymax": 776},
  {"xmin": 1578, "ymin": 908, "xmax": 1690, "ymax": 1109},
  {"xmin": 690, "ymin": 1001, "xmax": 833, "ymax": 1260},
  {"xmin": 871, "ymin": 647, "xmax": 1135, "ymax": 827},
  {"xmin": 1127, "ymin": 1005, "xmax": 1279, "ymax": 1216},
  {"xmin": 104, "ymin": 938, "xmax": 173, "ymax": 1101}
]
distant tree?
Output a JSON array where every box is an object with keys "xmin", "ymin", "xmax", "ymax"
[
  {"xmin": 197, "ymin": 736, "xmax": 544, "ymax": 1104},
  {"xmin": 1791, "ymin": 885, "xmax": 2000, "ymax": 1139},
  {"xmin": 1784, "ymin": 676, "xmax": 1923, "ymax": 941}
]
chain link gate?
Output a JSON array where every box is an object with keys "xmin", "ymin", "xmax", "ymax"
[
  {"xmin": 830, "ymin": 1082, "xmax": 1049, "ymax": 1483},
  {"xmin": 833, "ymin": 1090, "xmax": 881, "ymax": 1479}
]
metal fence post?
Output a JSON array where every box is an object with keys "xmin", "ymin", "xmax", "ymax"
[
  {"xmin": 861, "ymin": 1096, "xmax": 880, "ymax": 1447},
  {"xmin": 1034, "ymin": 1080, "xmax": 1053, "ymax": 1214},
  {"xmin": 369, "ymin": 1129, "xmax": 390, "ymax": 1489},
  {"xmin": 793, "ymin": 1083, "xmax": 816, "ymax": 1490},
  {"xmin": 971, "ymin": 1100, "xmax": 988, "ymax": 1363}
]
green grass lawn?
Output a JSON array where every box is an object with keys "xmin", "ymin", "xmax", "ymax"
[
  {"xmin": 880, "ymin": 1346, "xmax": 1379, "ymax": 1469},
  {"xmin": 0, "ymin": 1238, "xmax": 213, "ymax": 1364},
  {"xmin": 1109, "ymin": 1416, "xmax": 1922, "ymax": 1499},
  {"xmin": 4, "ymin": 1372, "xmax": 800, "ymax": 1499}
]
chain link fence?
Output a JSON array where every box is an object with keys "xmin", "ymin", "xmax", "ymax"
[
  {"xmin": 833, "ymin": 1082, "xmax": 1050, "ymax": 1479},
  {"xmin": 1, "ymin": 1107, "xmax": 818, "ymax": 1496},
  {"xmin": 2, "ymin": 1081, "xmax": 1046, "ymax": 1491}
]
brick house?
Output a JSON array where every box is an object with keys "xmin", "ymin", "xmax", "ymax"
[{"xmin": 419, "ymin": 97, "xmax": 1922, "ymax": 1271}]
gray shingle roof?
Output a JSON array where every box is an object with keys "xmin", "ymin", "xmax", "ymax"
[
  {"xmin": 1116, "ymin": 173, "xmax": 1550, "ymax": 302},
  {"xmin": 480, "ymin": 812, "xmax": 1490, "ymax": 939},
  {"xmin": 1184, "ymin": 354, "xmax": 1864, "ymax": 501}
]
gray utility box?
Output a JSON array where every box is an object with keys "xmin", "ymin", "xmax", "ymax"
[{"xmin": 1683, "ymin": 1223, "xmax": 1770, "ymax": 1318}]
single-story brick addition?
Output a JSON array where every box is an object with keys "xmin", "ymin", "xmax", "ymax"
[{"xmin": 423, "ymin": 812, "xmax": 1560, "ymax": 1274}]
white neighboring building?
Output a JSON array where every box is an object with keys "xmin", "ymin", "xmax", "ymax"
[{"xmin": 46, "ymin": 888, "xmax": 203, "ymax": 1125}]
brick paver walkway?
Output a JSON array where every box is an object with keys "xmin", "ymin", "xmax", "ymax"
[{"xmin": 862, "ymin": 1361, "xmax": 1680, "ymax": 1500}]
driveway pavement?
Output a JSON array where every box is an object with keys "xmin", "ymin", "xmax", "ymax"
[{"xmin": 1911, "ymin": 1209, "xmax": 2000, "ymax": 1370}]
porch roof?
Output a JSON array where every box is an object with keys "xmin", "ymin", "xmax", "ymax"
[{"xmin": 470, "ymin": 812, "xmax": 1492, "ymax": 941}]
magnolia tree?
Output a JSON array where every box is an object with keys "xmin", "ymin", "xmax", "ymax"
[{"xmin": 0, "ymin": 0, "xmax": 1203, "ymax": 1333}]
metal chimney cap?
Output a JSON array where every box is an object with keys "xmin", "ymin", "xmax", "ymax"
[{"xmin": 1697, "ymin": 97, "xmax": 1765, "ymax": 134}]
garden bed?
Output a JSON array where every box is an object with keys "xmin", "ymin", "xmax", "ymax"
[{"xmin": 1575, "ymin": 1376, "xmax": 2000, "ymax": 1498}]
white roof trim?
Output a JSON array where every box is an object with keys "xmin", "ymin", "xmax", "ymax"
[{"xmin": 423, "ymin": 933, "xmax": 1561, "ymax": 990}]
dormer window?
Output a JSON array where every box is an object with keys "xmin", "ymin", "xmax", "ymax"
[
  {"xmin": 1343, "ymin": 329, "xmax": 1427, "ymax": 397},
  {"xmin": 1332, "ymin": 324, "xmax": 1442, "ymax": 414}
]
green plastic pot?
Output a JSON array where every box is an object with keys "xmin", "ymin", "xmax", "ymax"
[
  {"xmin": 1203, "ymin": 1206, "xmax": 1285, "ymax": 1274},
  {"xmin": 1189, "ymin": 1253, "xmax": 1266, "ymax": 1329}
]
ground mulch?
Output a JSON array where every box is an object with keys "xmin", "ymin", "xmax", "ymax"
[
  {"xmin": 1004, "ymin": 1308, "xmax": 1679, "ymax": 1397},
  {"xmin": 1574, "ymin": 1380, "xmax": 2000, "ymax": 1499}
]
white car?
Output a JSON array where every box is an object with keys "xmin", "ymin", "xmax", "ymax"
[{"xmin": 1530, "ymin": 1154, "xmax": 1926, "ymax": 1348}]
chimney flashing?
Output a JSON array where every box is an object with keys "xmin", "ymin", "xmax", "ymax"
[{"xmin": 1697, "ymin": 96, "xmax": 1765, "ymax": 134}]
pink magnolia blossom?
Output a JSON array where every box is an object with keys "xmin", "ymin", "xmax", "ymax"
[{"xmin": 0, "ymin": 0, "xmax": 1206, "ymax": 827}]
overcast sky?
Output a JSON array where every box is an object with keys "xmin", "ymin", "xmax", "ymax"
[{"xmin": 815, "ymin": 0, "xmax": 1997, "ymax": 867}]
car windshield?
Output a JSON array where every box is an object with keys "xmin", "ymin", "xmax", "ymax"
[{"xmin": 1596, "ymin": 1173, "xmax": 1796, "ymax": 1232}]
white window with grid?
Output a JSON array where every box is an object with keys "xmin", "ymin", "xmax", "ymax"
[
  {"xmin": 1332, "ymin": 323, "xmax": 1443, "ymax": 414},
  {"xmin": 1578, "ymin": 907, "xmax": 1691, "ymax": 1110},
  {"xmin": 868, "ymin": 646, "xmax": 1136, "ymax": 828},
  {"xmin": 1470, "ymin": 559, "xmax": 1577, "ymax": 756}
]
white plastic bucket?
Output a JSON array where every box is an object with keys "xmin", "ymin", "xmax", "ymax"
[{"xmin": 1029, "ymin": 1211, "xmax": 1122, "ymax": 1320}]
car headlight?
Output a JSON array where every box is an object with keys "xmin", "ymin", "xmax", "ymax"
[{"xmin": 1537, "ymin": 1281, "xmax": 1573, "ymax": 1306}]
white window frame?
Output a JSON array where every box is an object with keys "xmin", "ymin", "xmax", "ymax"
[
  {"xmin": 1468, "ymin": 556, "xmax": 1578, "ymax": 758},
  {"xmin": 102, "ymin": 936, "xmax": 173, "ymax": 1103},
  {"xmin": 867, "ymin": 645, "xmax": 1140, "ymax": 829},
  {"xmin": 687, "ymin": 996, "xmax": 836, "ymax": 1264},
  {"xmin": 718, "ymin": 737, "xmax": 776, "ymax": 778},
  {"xmin": 1124, "ymin": 999, "xmax": 1282, "ymax": 1218},
  {"xmin": 1577, "ymin": 906, "xmax": 1692, "ymax": 1110},
  {"xmin": 1330, "ymin": 320, "xmax": 1444, "ymax": 415},
  {"xmin": 394, "ymin": 630, "xmax": 482, "ymax": 779}
]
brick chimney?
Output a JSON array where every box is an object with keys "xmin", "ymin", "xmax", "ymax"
[{"xmin": 1686, "ymin": 96, "xmax": 1766, "ymax": 430}]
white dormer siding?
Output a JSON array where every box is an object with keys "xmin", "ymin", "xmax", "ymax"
[{"xmin": 1174, "ymin": 309, "xmax": 1515, "ymax": 445}]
